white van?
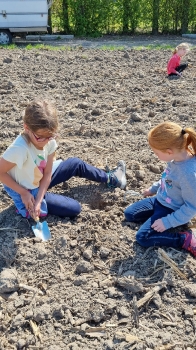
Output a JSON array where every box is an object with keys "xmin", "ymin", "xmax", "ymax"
[{"xmin": 0, "ymin": 0, "xmax": 53, "ymax": 44}]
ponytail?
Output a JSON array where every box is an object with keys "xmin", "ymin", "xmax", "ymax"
[{"xmin": 183, "ymin": 127, "xmax": 196, "ymax": 155}]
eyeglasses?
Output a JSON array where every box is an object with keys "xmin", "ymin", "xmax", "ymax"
[{"xmin": 31, "ymin": 131, "xmax": 58, "ymax": 142}]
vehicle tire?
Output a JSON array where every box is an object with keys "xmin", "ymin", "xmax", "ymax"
[{"xmin": 0, "ymin": 30, "xmax": 12, "ymax": 44}]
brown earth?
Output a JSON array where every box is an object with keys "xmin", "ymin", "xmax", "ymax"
[{"xmin": 0, "ymin": 43, "xmax": 196, "ymax": 350}]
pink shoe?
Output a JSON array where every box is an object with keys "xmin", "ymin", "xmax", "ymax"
[{"xmin": 180, "ymin": 229, "xmax": 196, "ymax": 257}]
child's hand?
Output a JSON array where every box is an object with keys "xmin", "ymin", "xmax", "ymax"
[
  {"xmin": 21, "ymin": 191, "xmax": 35, "ymax": 213},
  {"xmin": 151, "ymin": 218, "xmax": 166, "ymax": 232},
  {"xmin": 28, "ymin": 202, "xmax": 41, "ymax": 220},
  {"xmin": 142, "ymin": 189, "xmax": 153, "ymax": 197},
  {"xmin": 34, "ymin": 200, "xmax": 41, "ymax": 218}
]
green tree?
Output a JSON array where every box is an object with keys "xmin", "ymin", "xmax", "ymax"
[
  {"xmin": 181, "ymin": 0, "xmax": 190, "ymax": 33},
  {"xmin": 62, "ymin": 0, "xmax": 69, "ymax": 33},
  {"xmin": 122, "ymin": 0, "xmax": 141, "ymax": 33},
  {"xmin": 152, "ymin": 0, "xmax": 160, "ymax": 34},
  {"xmin": 50, "ymin": 0, "xmax": 196, "ymax": 36}
]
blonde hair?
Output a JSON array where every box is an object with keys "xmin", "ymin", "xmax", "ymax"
[
  {"xmin": 148, "ymin": 121, "xmax": 196, "ymax": 155},
  {"xmin": 173, "ymin": 42, "xmax": 190, "ymax": 54}
]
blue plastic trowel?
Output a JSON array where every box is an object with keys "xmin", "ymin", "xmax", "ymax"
[{"xmin": 32, "ymin": 216, "xmax": 51, "ymax": 241}]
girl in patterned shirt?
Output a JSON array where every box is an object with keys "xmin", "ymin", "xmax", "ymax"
[{"xmin": 0, "ymin": 99, "xmax": 126, "ymax": 220}]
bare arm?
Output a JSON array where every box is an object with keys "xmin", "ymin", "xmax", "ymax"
[
  {"xmin": 0, "ymin": 158, "xmax": 26, "ymax": 194},
  {"xmin": 0, "ymin": 158, "xmax": 35, "ymax": 209}
]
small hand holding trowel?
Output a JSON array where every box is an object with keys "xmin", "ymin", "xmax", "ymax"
[{"xmin": 32, "ymin": 216, "xmax": 51, "ymax": 241}]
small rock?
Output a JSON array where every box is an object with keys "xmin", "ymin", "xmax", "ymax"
[
  {"xmin": 0, "ymin": 268, "xmax": 19, "ymax": 293},
  {"xmin": 12, "ymin": 314, "xmax": 25, "ymax": 328},
  {"xmin": 152, "ymin": 293, "xmax": 162, "ymax": 308},
  {"xmin": 91, "ymin": 108, "xmax": 101, "ymax": 116},
  {"xmin": 14, "ymin": 297, "xmax": 24, "ymax": 308},
  {"xmin": 6, "ymin": 301, "xmax": 16, "ymax": 314},
  {"xmin": 136, "ymin": 344, "xmax": 145, "ymax": 350},
  {"xmin": 9, "ymin": 336, "xmax": 18, "ymax": 344},
  {"xmin": 76, "ymin": 260, "xmax": 94, "ymax": 273},
  {"xmin": 117, "ymin": 277, "xmax": 144, "ymax": 293},
  {"xmin": 70, "ymin": 240, "xmax": 77, "ymax": 248},
  {"xmin": 25, "ymin": 310, "xmax": 34, "ymax": 319},
  {"xmin": 150, "ymin": 164, "xmax": 161, "ymax": 174},
  {"xmin": 131, "ymin": 112, "xmax": 142, "ymax": 122},
  {"xmin": 90, "ymin": 307, "xmax": 105, "ymax": 322},
  {"xmin": 162, "ymin": 332, "xmax": 172, "ymax": 344},
  {"xmin": 26, "ymin": 334, "xmax": 34, "ymax": 347},
  {"xmin": 77, "ymin": 102, "xmax": 89, "ymax": 109},
  {"xmin": 52, "ymin": 305, "xmax": 64, "ymax": 320},
  {"xmin": 20, "ymin": 249, "xmax": 26, "ymax": 256},
  {"xmin": 83, "ymin": 248, "xmax": 93, "ymax": 260},
  {"xmin": 122, "ymin": 270, "xmax": 136, "ymax": 277},
  {"xmin": 34, "ymin": 244, "xmax": 47, "ymax": 259},
  {"xmin": 100, "ymin": 246, "xmax": 110, "ymax": 258},
  {"xmin": 117, "ymin": 306, "xmax": 130, "ymax": 317},
  {"xmin": 118, "ymin": 318, "xmax": 129, "ymax": 325},
  {"xmin": 48, "ymin": 346, "xmax": 64, "ymax": 350},
  {"xmin": 126, "ymin": 106, "xmax": 132, "ymax": 113},
  {"xmin": 17, "ymin": 338, "xmax": 26, "ymax": 349},
  {"xmin": 73, "ymin": 276, "xmax": 87, "ymax": 286},
  {"xmin": 3, "ymin": 57, "xmax": 12, "ymax": 63},
  {"xmin": 185, "ymin": 284, "xmax": 196, "ymax": 297},
  {"xmin": 108, "ymin": 287, "xmax": 120, "ymax": 298},
  {"xmin": 91, "ymin": 281, "xmax": 98, "ymax": 288},
  {"xmin": 179, "ymin": 114, "xmax": 188, "ymax": 121},
  {"xmin": 126, "ymin": 170, "xmax": 133, "ymax": 179},
  {"xmin": 148, "ymin": 110, "xmax": 155, "ymax": 117},
  {"xmin": 104, "ymin": 339, "xmax": 114, "ymax": 349},
  {"xmin": 135, "ymin": 170, "xmax": 145, "ymax": 180},
  {"xmin": 123, "ymin": 52, "xmax": 130, "ymax": 59},
  {"xmin": 114, "ymin": 331, "xmax": 125, "ymax": 341},
  {"xmin": 34, "ymin": 304, "xmax": 51, "ymax": 322},
  {"xmin": 106, "ymin": 299, "xmax": 117, "ymax": 311},
  {"xmin": 184, "ymin": 308, "xmax": 194, "ymax": 318},
  {"xmin": 7, "ymin": 291, "xmax": 19, "ymax": 301},
  {"xmin": 80, "ymin": 323, "xmax": 89, "ymax": 331},
  {"xmin": 57, "ymin": 236, "xmax": 67, "ymax": 247}
]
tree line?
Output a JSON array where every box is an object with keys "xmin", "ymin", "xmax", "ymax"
[{"xmin": 49, "ymin": 0, "xmax": 196, "ymax": 36}]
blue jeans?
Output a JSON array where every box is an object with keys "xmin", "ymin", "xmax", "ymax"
[
  {"xmin": 4, "ymin": 157, "xmax": 108, "ymax": 218},
  {"xmin": 4, "ymin": 186, "xmax": 48, "ymax": 218},
  {"xmin": 124, "ymin": 197, "xmax": 185, "ymax": 249},
  {"xmin": 45, "ymin": 157, "xmax": 108, "ymax": 217}
]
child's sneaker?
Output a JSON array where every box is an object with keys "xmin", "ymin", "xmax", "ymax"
[
  {"xmin": 180, "ymin": 229, "xmax": 196, "ymax": 257},
  {"xmin": 107, "ymin": 160, "xmax": 126, "ymax": 189}
]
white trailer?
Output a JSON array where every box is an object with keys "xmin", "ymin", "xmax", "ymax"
[{"xmin": 0, "ymin": 0, "xmax": 53, "ymax": 44}]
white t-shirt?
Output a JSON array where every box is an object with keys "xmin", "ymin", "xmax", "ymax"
[{"xmin": 2, "ymin": 135, "xmax": 57, "ymax": 189}]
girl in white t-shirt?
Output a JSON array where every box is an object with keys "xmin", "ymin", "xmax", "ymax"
[{"xmin": 0, "ymin": 99, "xmax": 126, "ymax": 219}]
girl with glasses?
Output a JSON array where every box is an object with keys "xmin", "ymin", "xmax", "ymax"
[{"xmin": 0, "ymin": 99, "xmax": 126, "ymax": 220}]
